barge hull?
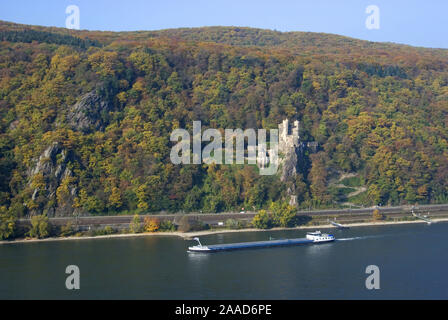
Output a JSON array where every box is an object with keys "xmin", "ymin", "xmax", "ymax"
[{"xmin": 188, "ymin": 237, "xmax": 326, "ymax": 252}]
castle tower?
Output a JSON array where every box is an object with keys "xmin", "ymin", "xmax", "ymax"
[
  {"xmin": 278, "ymin": 118, "xmax": 300, "ymax": 153},
  {"xmin": 280, "ymin": 119, "xmax": 289, "ymax": 142},
  {"xmin": 292, "ymin": 120, "xmax": 299, "ymax": 147}
]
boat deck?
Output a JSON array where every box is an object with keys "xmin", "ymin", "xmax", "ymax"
[{"xmin": 189, "ymin": 237, "xmax": 315, "ymax": 252}]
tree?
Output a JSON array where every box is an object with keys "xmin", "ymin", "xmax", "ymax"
[
  {"xmin": 309, "ymin": 153, "xmax": 330, "ymax": 204},
  {"xmin": 28, "ymin": 214, "xmax": 50, "ymax": 239},
  {"xmin": 270, "ymin": 202, "xmax": 297, "ymax": 227},
  {"xmin": 60, "ymin": 221, "xmax": 75, "ymax": 237},
  {"xmin": 135, "ymin": 184, "xmax": 149, "ymax": 211},
  {"xmin": 159, "ymin": 220, "xmax": 176, "ymax": 232},
  {"xmin": 0, "ymin": 207, "xmax": 17, "ymax": 240},
  {"xmin": 372, "ymin": 209, "xmax": 384, "ymax": 221},
  {"xmin": 143, "ymin": 216, "xmax": 160, "ymax": 232},
  {"xmin": 252, "ymin": 210, "xmax": 272, "ymax": 229},
  {"xmin": 109, "ymin": 186, "xmax": 123, "ymax": 209},
  {"xmin": 129, "ymin": 214, "xmax": 142, "ymax": 233}
]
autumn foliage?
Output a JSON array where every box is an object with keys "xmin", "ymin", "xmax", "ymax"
[
  {"xmin": 143, "ymin": 217, "xmax": 160, "ymax": 232},
  {"xmin": 0, "ymin": 21, "xmax": 447, "ymax": 221}
]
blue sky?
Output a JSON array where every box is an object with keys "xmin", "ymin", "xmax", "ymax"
[{"xmin": 1, "ymin": 0, "xmax": 447, "ymax": 49}]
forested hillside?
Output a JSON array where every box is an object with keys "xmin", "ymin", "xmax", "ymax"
[{"xmin": 0, "ymin": 21, "xmax": 447, "ymax": 219}]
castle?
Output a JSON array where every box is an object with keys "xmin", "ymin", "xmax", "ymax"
[
  {"xmin": 278, "ymin": 119, "xmax": 300, "ymax": 154},
  {"xmin": 258, "ymin": 118, "xmax": 316, "ymax": 206},
  {"xmin": 253, "ymin": 118, "xmax": 301, "ymax": 169},
  {"xmin": 278, "ymin": 119, "xmax": 302, "ymax": 206}
]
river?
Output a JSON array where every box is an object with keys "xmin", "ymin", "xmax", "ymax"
[{"xmin": 1, "ymin": 222, "xmax": 447, "ymax": 299}]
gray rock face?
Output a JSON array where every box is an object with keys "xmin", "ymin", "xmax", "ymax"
[
  {"xmin": 66, "ymin": 91, "xmax": 112, "ymax": 132},
  {"xmin": 277, "ymin": 138, "xmax": 302, "ymax": 207},
  {"xmin": 280, "ymin": 147, "xmax": 298, "ymax": 182},
  {"xmin": 278, "ymin": 118, "xmax": 301, "ymax": 182},
  {"xmin": 30, "ymin": 142, "xmax": 65, "ymax": 178},
  {"xmin": 28, "ymin": 142, "xmax": 79, "ymax": 217}
]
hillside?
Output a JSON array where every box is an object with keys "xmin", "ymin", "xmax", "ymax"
[{"xmin": 0, "ymin": 20, "xmax": 447, "ymax": 220}]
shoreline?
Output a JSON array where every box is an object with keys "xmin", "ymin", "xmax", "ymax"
[{"xmin": 1, "ymin": 218, "xmax": 448, "ymax": 245}]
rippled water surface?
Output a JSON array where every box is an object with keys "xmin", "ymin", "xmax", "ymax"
[{"xmin": 1, "ymin": 222, "xmax": 447, "ymax": 299}]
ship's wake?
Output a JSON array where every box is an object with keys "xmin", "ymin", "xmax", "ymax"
[{"xmin": 336, "ymin": 234, "xmax": 387, "ymax": 241}]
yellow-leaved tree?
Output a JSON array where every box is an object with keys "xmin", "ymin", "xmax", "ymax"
[{"xmin": 144, "ymin": 217, "xmax": 160, "ymax": 232}]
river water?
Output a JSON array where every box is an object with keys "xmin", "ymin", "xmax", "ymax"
[{"xmin": 1, "ymin": 222, "xmax": 447, "ymax": 299}]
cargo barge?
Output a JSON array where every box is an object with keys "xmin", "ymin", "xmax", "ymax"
[{"xmin": 187, "ymin": 231, "xmax": 335, "ymax": 253}]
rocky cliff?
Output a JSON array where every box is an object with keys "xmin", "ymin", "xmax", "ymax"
[
  {"xmin": 66, "ymin": 90, "xmax": 113, "ymax": 133},
  {"xmin": 27, "ymin": 142, "xmax": 78, "ymax": 217}
]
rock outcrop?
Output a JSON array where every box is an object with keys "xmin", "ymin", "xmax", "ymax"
[
  {"xmin": 278, "ymin": 119, "xmax": 301, "ymax": 182},
  {"xmin": 28, "ymin": 142, "xmax": 79, "ymax": 217},
  {"xmin": 66, "ymin": 90, "xmax": 112, "ymax": 132}
]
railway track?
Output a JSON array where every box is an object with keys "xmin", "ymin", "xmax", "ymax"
[{"xmin": 17, "ymin": 204, "xmax": 448, "ymax": 228}]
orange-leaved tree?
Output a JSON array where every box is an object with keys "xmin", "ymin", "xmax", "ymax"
[{"xmin": 144, "ymin": 217, "xmax": 160, "ymax": 232}]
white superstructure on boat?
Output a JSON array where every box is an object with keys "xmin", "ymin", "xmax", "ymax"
[
  {"xmin": 188, "ymin": 237, "xmax": 211, "ymax": 252},
  {"xmin": 306, "ymin": 231, "xmax": 335, "ymax": 243}
]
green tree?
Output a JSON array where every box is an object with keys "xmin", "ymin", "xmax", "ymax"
[
  {"xmin": 270, "ymin": 202, "xmax": 297, "ymax": 227},
  {"xmin": 129, "ymin": 214, "xmax": 142, "ymax": 233},
  {"xmin": 252, "ymin": 210, "xmax": 272, "ymax": 229},
  {"xmin": 159, "ymin": 220, "xmax": 176, "ymax": 232},
  {"xmin": 28, "ymin": 214, "xmax": 50, "ymax": 239},
  {"xmin": 0, "ymin": 207, "xmax": 17, "ymax": 240},
  {"xmin": 60, "ymin": 221, "xmax": 75, "ymax": 237}
]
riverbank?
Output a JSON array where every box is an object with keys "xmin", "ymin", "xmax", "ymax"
[{"xmin": 2, "ymin": 217, "xmax": 448, "ymax": 245}]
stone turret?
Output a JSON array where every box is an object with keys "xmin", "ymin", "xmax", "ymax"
[{"xmin": 278, "ymin": 119, "xmax": 300, "ymax": 154}]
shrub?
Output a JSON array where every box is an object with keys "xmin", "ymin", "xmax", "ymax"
[
  {"xmin": 102, "ymin": 226, "xmax": 115, "ymax": 235},
  {"xmin": 129, "ymin": 214, "xmax": 142, "ymax": 233},
  {"xmin": 177, "ymin": 216, "xmax": 208, "ymax": 232},
  {"xmin": 90, "ymin": 226, "xmax": 116, "ymax": 236},
  {"xmin": 143, "ymin": 217, "xmax": 160, "ymax": 232},
  {"xmin": 60, "ymin": 221, "xmax": 75, "ymax": 237},
  {"xmin": 159, "ymin": 220, "xmax": 176, "ymax": 232},
  {"xmin": 225, "ymin": 219, "xmax": 244, "ymax": 229},
  {"xmin": 372, "ymin": 209, "xmax": 384, "ymax": 221}
]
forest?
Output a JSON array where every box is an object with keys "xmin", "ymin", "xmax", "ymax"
[{"xmin": 0, "ymin": 20, "xmax": 447, "ymax": 226}]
